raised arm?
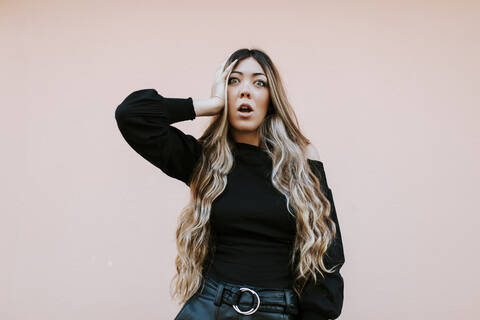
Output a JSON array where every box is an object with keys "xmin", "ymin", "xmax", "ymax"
[
  {"xmin": 301, "ymin": 160, "xmax": 346, "ymax": 320},
  {"xmin": 114, "ymin": 88, "xmax": 203, "ymax": 186},
  {"xmin": 114, "ymin": 59, "xmax": 238, "ymax": 186}
]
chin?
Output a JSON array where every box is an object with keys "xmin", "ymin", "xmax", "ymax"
[{"xmin": 231, "ymin": 121, "xmax": 260, "ymax": 132}]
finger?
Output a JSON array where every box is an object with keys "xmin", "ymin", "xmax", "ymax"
[
  {"xmin": 221, "ymin": 59, "xmax": 238, "ymax": 78},
  {"xmin": 216, "ymin": 56, "xmax": 232, "ymax": 80},
  {"xmin": 219, "ymin": 55, "xmax": 230, "ymax": 72},
  {"xmin": 215, "ymin": 56, "xmax": 228, "ymax": 78},
  {"xmin": 222, "ymin": 62, "xmax": 236, "ymax": 81}
]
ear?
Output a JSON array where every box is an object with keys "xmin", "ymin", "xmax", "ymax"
[{"xmin": 305, "ymin": 143, "xmax": 321, "ymax": 161}]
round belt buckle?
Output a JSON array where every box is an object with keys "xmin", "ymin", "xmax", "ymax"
[{"xmin": 232, "ymin": 287, "xmax": 261, "ymax": 315}]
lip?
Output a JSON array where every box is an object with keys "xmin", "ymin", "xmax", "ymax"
[
  {"xmin": 237, "ymin": 109, "xmax": 254, "ymax": 118},
  {"xmin": 236, "ymin": 102, "xmax": 255, "ymax": 119},
  {"xmin": 237, "ymin": 102, "xmax": 254, "ymax": 112}
]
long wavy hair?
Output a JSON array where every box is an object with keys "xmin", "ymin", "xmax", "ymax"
[{"xmin": 170, "ymin": 48, "xmax": 339, "ymax": 304}]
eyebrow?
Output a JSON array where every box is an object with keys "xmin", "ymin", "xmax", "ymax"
[{"xmin": 231, "ymin": 70, "xmax": 266, "ymax": 77}]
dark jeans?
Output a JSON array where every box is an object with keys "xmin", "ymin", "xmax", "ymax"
[{"xmin": 174, "ymin": 274, "xmax": 299, "ymax": 319}]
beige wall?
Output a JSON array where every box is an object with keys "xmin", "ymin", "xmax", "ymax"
[{"xmin": 2, "ymin": 0, "xmax": 479, "ymax": 319}]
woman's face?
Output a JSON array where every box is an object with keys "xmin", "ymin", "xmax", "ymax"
[{"xmin": 227, "ymin": 57, "xmax": 270, "ymax": 142}]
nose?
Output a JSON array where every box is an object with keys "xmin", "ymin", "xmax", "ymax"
[
  {"xmin": 240, "ymin": 84, "xmax": 251, "ymax": 98},
  {"xmin": 240, "ymin": 91, "xmax": 250, "ymax": 98}
]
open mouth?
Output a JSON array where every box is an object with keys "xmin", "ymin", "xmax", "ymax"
[{"xmin": 237, "ymin": 103, "xmax": 254, "ymax": 116}]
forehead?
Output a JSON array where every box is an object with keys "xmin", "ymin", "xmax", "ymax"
[{"xmin": 232, "ymin": 57, "xmax": 265, "ymax": 75}]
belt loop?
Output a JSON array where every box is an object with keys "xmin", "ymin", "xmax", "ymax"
[
  {"xmin": 283, "ymin": 289, "xmax": 292, "ymax": 315},
  {"xmin": 214, "ymin": 283, "xmax": 225, "ymax": 306}
]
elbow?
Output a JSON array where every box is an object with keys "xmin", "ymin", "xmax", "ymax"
[{"xmin": 114, "ymin": 103, "xmax": 130, "ymax": 127}]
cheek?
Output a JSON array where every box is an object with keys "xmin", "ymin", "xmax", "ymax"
[
  {"xmin": 227, "ymin": 86, "xmax": 240, "ymax": 110},
  {"xmin": 259, "ymin": 91, "xmax": 270, "ymax": 112},
  {"xmin": 227, "ymin": 86, "xmax": 234, "ymax": 98}
]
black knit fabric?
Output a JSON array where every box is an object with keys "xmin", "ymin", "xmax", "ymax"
[{"xmin": 115, "ymin": 89, "xmax": 345, "ymax": 319}]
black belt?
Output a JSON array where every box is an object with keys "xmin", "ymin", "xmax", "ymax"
[{"xmin": 200, "ymin": 275, "xmax": 299, "ymax": 316}]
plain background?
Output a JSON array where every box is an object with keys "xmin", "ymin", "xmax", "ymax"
[{"xmin": 2, "ymin": 0, "xmax": 479, "ymax": 319}]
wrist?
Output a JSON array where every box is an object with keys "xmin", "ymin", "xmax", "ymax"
[{"xmin": 193, "ymin": 97, "xmax": 223, "ymax": 117}]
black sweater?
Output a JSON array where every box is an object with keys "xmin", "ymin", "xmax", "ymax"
[{"xmin": 114, "ymin": 89, "xmax": 345, "ymax": 320}]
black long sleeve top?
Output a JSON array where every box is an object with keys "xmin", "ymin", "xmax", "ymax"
[{"xmin": 114, "ymin": 89, "xmax": 345, "ymax": 320}]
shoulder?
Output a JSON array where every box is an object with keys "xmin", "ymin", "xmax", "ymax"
[
  {"xmin": 305, "ymin": 144, "xmax": 329, "ymax": 191},
  {"xmin": 305, "ymin": 143, "xmax": 321, "ymax": 161}
]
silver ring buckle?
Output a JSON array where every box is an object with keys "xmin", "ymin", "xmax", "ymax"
[{"xmin": 232, "ymin": 287, "xmax": 261, "ymax": 315}]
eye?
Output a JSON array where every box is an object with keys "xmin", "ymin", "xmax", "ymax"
[
  {"xmin": 228, "ymin": 77, "xmax": 267, "ymax": 87},
  {"xmin": 228, "ymin": 77, "xmax": 239, "ymax": 84},
  {"xmin": 256, "ymin": 80, "xmax": 267, "ymax": 87}
]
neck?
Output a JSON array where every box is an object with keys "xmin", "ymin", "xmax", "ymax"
[{"xmin": 231, "ymin": 131, "xmax": 261, "ymax": 147}]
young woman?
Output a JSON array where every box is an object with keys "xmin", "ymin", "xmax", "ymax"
[{"xmin": 115, "ymin": 48, "xmax": 345, "ymax": 320}]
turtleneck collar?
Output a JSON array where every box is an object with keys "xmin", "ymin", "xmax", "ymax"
[
  {"xmin": 232, "ymin": 141, "xmax": 270, "ymax": 167},
  {"xmin": 234, "ymin": 141, "xmax": 267, "ymax": 152}
]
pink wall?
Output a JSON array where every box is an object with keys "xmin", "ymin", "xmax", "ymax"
[{"xmin": 2, "ymin": 0, "xmax": 479, "ymax": 319}]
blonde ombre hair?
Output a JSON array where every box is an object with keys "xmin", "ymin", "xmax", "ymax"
[{"xmin": 170, "ymin": 48, "xmax": 339, "ymax": 304}]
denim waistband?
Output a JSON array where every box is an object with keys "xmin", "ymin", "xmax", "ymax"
[{"xmin": 199, "ymin": 274, "xmax": 299, "ymax": 316}]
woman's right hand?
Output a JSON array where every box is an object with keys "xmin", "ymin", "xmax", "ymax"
[{"xmin": 210, "ymin": 55, "xmax": 238, "ymax": 110}]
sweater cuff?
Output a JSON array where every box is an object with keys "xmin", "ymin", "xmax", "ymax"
[{"xmin": 163, "ymin": 96, "xmax": 196, "ymax": 124}]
